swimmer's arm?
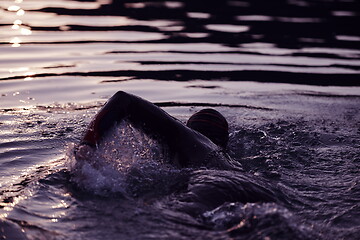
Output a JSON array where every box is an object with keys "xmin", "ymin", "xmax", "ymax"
[
  {"xmin": 81, "ymin": 91, "xmax": 181, "ymax": 146},
  {"xmin": 80, "ymin": 91, "xmax": 215, "ymax": 167}
]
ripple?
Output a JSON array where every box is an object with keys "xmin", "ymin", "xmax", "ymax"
[{"xmin": 206, "ymin": 24, "xmax": 250, "ymax": 33}]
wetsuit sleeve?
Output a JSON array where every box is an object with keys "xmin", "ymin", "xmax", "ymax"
[
  {"xmin": 82, "ymin": 91, "xmax": 180, "ymax": 146},
  {"xmin": 80, "ymin": 91, "xmax": 219, "ymax": 167}
]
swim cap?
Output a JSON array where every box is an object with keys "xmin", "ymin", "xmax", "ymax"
[{"xmin": 186, "ymin": 108, "xmax": 229, "ymax": 149}]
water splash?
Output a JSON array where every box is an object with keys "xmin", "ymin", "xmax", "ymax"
[{"xmin": 66, "ymin": 120, "xmax": 184, "ymax": 197}]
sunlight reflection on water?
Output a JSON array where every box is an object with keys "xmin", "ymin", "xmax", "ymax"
[{"xmin": 5, "ymin": 0, "xmax": 30, "ymax": 48}]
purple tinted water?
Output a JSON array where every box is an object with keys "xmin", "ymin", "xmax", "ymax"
[{"xmin": 0, "ymin": 0, "xmax": 359, "ymax": 239}]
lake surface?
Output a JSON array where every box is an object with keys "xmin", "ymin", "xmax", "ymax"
[{"xmin": 0, "ymin": 0, "xmax": 359, "ymax": 239}]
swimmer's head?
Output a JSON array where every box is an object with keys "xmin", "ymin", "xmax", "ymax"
[{"xmin": 186, "ymin": 108, "xmax": 229, "ymax": 149}]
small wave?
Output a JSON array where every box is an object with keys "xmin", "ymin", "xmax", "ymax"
[
  {"xmin": 168, "ymin": 169, "xmax": 278, "ymax": 216},
  {"xmin": 203, "ymin": 202, "xmax": 318, "ymax": 240}
]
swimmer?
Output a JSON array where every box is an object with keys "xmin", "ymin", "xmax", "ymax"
[{"xmin": 76, "ymin": 91, "xmax": 238, "ymax": 169}]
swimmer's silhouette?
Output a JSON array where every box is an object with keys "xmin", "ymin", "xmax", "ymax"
[
  {"xmin": 77, "ymin": 91, "xmax": 238, "ymax": 169},
  {"xmin": 75, "ymin": 92, "xmax": 280, "ymax": 207}
]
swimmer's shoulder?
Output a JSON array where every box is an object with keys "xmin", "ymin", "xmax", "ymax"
[{"xmin": 205, "ymin": 150, "xmax": 243, "ymax": 171}]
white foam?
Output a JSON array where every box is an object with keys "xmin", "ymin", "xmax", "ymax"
[{"xmin": 66, "ymin": 121, "xmax": 175, "ymax": 196}]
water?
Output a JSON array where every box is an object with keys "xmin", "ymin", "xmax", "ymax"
[{"xmin": 0, "ymin": 0, "xmax": 359, "ymax": 239}]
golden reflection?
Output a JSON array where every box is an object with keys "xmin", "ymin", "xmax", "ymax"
[
  {"xmin": 20, "ymin": 27, "xmax": 32, "ymax": 35},
  {"xmin": 9, "ymin": 67, "xmax": 29, "ymax": 73},
  {"xmin": 17, "ymin": 9, "xmax": 25, "ymax": 16},
  {"xmin": 10, "ymin": 37, "xmax": 22, "ymax": 47},
  {"xmin": 8, "ymin": 5, "xmax": 21, "ymax": 11},
  {"xmin": 59, "ymin": 25, "xmax": 71, "ymax": 31},
  {"xmin": 52, "ymin": 200, "xmax": 69, "ymax": 209},
  {"xmin": 1, "ymin": 194, "xmax": 29, "ymax": 216},
  {"xmin": 14, "ymin": 19, "xmax": 22, "ymax": 25},
  {"xmin": 8, "ymin": 0, "xmax": 31, "ymax": 47},
  {"xmin": 23, "ymin": 71, "xmax": 36, "ymax": 81},
  {"xmin": 12, "ymin": 19, "xmax": 22, "ymax": 29}
]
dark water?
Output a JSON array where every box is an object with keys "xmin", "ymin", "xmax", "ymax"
[{"xmin": 0, "ymin": 0, "xmax": 360, "ymax": 239}]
